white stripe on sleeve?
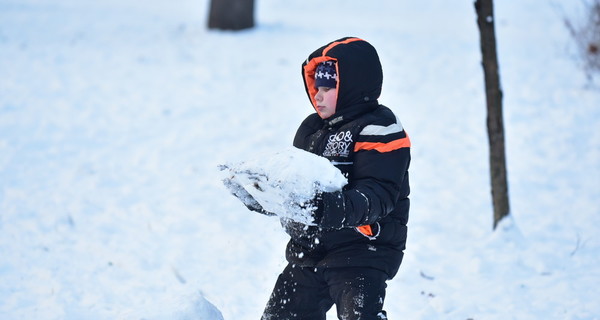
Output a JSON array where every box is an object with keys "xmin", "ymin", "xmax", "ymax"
[{"xmin": 359, "ymin": 123, "xmax": 403, "ymax": 136}]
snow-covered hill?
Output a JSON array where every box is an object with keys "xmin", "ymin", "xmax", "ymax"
[{"xmin": 1, "ymin": 0, "xmax": 598, "ymax": 319}]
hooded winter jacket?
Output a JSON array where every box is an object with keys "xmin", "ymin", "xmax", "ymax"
[{"xmin": 284, "ymin": 37, "xmax": 411, "ymax": 278}]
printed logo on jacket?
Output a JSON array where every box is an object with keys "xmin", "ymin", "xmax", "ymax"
[{"xmin": 323, "ymin": 130, "xmax": 353, "ymax": 157}]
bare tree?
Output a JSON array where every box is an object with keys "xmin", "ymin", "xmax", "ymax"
[
  {"xmin": 565, "ymin": 0, "xmax": 600, "ymax": 82},
  {"xmin": 474, "ymin": 0, "xmax": 510, "ymax": 229},
  {"xmin": 208, "ymin": 0, "xmax": 255, "ymax": 31}
]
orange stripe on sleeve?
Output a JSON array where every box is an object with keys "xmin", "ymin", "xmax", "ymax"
[{"xmin": 354, "ymin": 136, "xmax": 411, "ymax": 153}]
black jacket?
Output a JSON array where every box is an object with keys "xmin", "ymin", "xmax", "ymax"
[{"xmin": 284, "ymin": 37, "xmax": 411, "ymax": 278}]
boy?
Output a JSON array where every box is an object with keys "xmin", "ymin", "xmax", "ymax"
[{"xmin": 260, "ymin": 37, "xmax": 411, "ymax": 320}]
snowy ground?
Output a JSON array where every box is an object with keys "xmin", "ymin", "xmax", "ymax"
[{"xmin": 1, "ymin": 0, "xmax": 599, "ymax": 319}]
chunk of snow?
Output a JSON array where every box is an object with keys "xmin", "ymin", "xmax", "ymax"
[{"xmin": 220, "ymin": 147, "xmax": 347, "ymax": 224}]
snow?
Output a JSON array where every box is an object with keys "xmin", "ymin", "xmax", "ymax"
[
  {"xmin": 0, "ymin": 0, "xmax": 599, "ymax": 319},
  {"xmin": 220, "ymin": 147, "xmax": 347, "ymax": 224}
]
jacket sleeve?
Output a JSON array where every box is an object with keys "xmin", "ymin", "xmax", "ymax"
[{"xmin": 319, "ymin": 119, "xmax": 411, "ymax": 228}]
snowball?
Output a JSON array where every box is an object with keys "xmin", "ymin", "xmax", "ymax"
[{"xmin": 220, "ymin": 147, "xmax": 347, "ymax": 224}]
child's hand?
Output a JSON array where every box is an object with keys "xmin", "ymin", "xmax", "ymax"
[
  {"xmin": 311, "ymin": 191, "xmax": 346, "ymax": 229},
  {"xmin": 222, "ymin": 177, "xmax": 275, "ymax": 216}
]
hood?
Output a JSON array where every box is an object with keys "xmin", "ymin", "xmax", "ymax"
[{"xmin": 302, "ymin": 37, "xmax": 383, "ymax": 119}]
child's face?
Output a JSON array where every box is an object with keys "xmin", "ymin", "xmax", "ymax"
[{"xmin": 314, "ymin": 87, "xmax": 337, "ymax": 119}]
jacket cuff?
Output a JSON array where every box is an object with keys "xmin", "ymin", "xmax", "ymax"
[{"xmin": 319, "ymin": 191, "xmax": 346, "ymax": 229}]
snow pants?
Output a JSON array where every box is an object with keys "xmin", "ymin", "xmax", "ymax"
[{"xmin": 261, "ymin": 263, "xmax": 389, "ymax": 320}]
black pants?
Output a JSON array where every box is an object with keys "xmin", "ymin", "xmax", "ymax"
[{"xmin": 261, "ymin": 264, "xmax": 389, "ymax": 320}]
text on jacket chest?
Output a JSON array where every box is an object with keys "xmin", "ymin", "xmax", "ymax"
[{"xmin": 323, "ymin": 130, "xmax": 353, "ymax": 157}]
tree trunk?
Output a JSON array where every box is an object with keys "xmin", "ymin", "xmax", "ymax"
[
  {"xmin": 474, "ymin": 0, "xmax": 510, "ymax": 229},
  {"xmin": 208, "ymin": 0, "xmax": 255, "ymax": 31}
]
